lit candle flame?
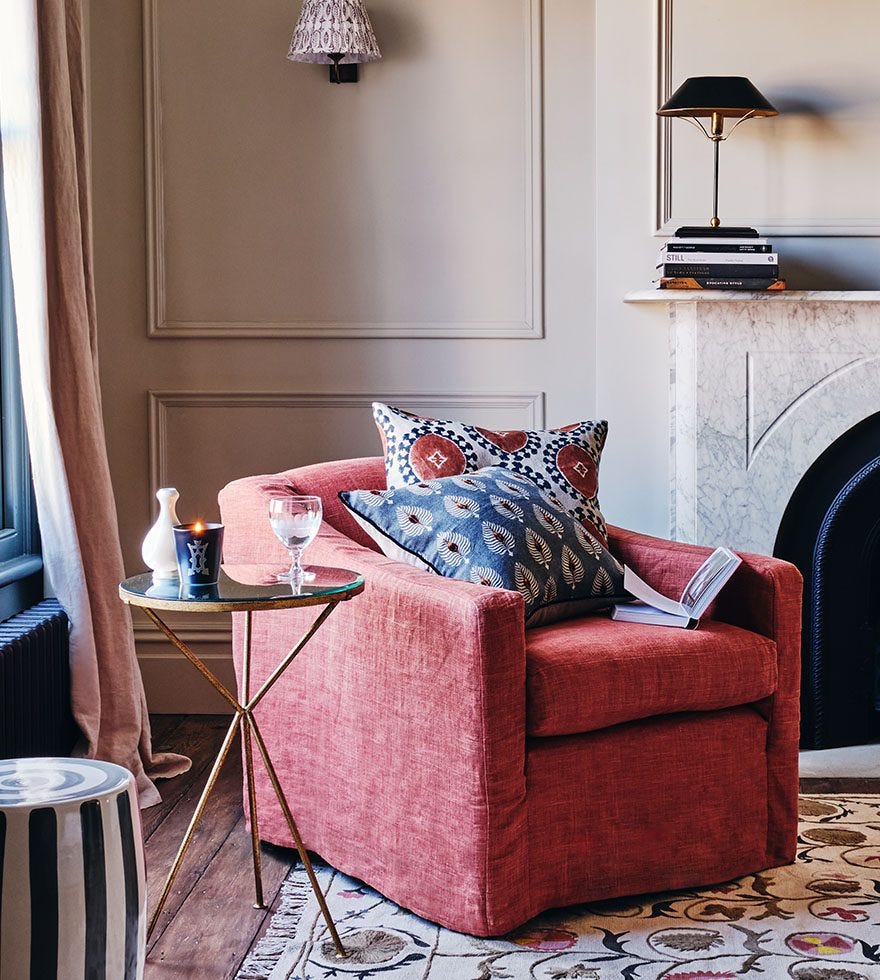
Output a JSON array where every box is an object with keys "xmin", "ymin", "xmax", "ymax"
[{"xmin": 193, "ymin": 521, "xmax": 204, "ymax": 533}]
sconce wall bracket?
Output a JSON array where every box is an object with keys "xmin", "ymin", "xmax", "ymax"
[{"xmin": 330, "ymin": 63, "xmax": 359, "ymax": 83}]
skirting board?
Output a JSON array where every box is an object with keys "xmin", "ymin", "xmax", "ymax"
[{"xmin": 138, "ymin": 650, "xmax": 235, "ymax": 714}]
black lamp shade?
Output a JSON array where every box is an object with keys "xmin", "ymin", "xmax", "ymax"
[{"xmin": 658, "ymin": 76, "xmax": 778, "ymax": 119}]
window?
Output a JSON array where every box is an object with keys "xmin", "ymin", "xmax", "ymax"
[{"xmin": 0, "ymin": 165, "xmax": 41, "ymax": 620}]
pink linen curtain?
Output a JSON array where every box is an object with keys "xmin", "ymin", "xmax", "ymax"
[{"xmin": 0, "ymin": 0, "xmax": 189, "ymax": 805}]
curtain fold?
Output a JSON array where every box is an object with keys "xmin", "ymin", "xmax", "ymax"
[{"xmin": 0, "ymin": 0, "xmax": 189, "ymax": 806}]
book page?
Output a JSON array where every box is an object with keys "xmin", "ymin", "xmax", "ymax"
[
  {"xmin": 623, "ymin": 566, "xmax": 686, "ymax": 617},
  {"xmin": 680, "ymin": 547, "xmax": 741, "ymax": 618}
]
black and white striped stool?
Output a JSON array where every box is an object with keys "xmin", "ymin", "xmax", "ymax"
[{"xmin": 0, "ymin": 757, "xmax": 146, "ymax": 979}]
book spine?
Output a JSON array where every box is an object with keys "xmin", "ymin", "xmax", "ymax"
[
  {"xmin": 664, "ymin": 242, "xmax": 771, "ymax": 253},
  {"xmin": 664, "ymin": 252, "xmax": 778, "ymax": 265},
  {"xmin": 659, "ymin": 263, "xmax": 779, "ymax": 279},
  {"xmin": 659, "ymin": 277, "xmax": 786, "ymax": 291},
  {"xmin": 659, "ymin": 263, "xmax": 778, "ymax": 278}
]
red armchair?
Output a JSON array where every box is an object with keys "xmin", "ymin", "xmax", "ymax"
[{"xmin": 218, "ymin": 457, "xmax": 802, "ymax": 937}]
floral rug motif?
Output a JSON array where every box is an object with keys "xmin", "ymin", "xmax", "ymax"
[{"xmin": 236, "ymin": 796, "xmax": 880, "ymax": 980}]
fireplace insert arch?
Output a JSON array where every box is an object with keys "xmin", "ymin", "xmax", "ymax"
[{"xmin": 775, "ymin": 410, "xmax": 880, "ymax": 749}]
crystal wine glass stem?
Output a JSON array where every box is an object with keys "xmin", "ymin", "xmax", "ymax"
[{"xmin": 288, "ymin": 546, "xmax": 305, "ymax": 592}]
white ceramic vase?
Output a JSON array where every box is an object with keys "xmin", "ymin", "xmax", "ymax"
[{"xmin": 141, "ymin": 487, "xmax": 180, "ymax": 581}]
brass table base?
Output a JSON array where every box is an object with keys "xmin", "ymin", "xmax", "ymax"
[{"xmin": 143, "ymin": 602, "xmax": 347, "ymax": 959}]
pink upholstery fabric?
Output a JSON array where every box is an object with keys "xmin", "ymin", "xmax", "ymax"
[
  {"xmin": 218, "ymin": 465, "xmax": 803, "ymax": 937},
  {"xmin": 285, "ymin": 456, "xmax": 386, "ymax": 549},
  {"xmin": 527, "ymin": 616, "xmax": 777, "ymax": 736},
  {"xmin": 608, "ymin": 525, "xmax": 803, "ymax": 867},
  {"xmin": 227, "ymin": 526, "xmax": 529, "ymax": 935},
  {"xmin": 526, "ymin": 706, "xmax": 770, "ymax": 911},
  {"xmin": 221, "ymin": 457, "xmax": 387, "ymax": 556}
]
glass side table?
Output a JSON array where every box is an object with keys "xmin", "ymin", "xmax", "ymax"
[{"xmin": 119, "ymin": 564, "xmax": 364, "ymax": 958}]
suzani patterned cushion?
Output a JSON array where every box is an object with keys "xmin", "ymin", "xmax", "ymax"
[
  {"xmin": 340, "ymin": 466, "xmax": 626, "ymax": 627},
  {"xmin": 373, "ymin": 402, "xmax": 610, "ymax": 544}
]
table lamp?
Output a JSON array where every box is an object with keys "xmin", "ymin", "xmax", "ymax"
[{"xmin": 657, "ymin": 76, "xmax": 778, "ymax": 233}]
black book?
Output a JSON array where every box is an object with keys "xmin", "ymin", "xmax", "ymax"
[
  {"xmin": 664, "ymin": 241, "xmax": 772, "ymax": 254},
  {"xmin": 659, "ymin": 262, "xmax": 779, "ymax": 278}
]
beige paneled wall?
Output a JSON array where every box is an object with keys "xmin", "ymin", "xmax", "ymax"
[
  {"xmin": 89, "ymin": 0, "xmax": 596, "ymax": 711},
  {"xmin": 146, "ymin": 0, "xmax": 543, "ymax": 337},
  {"xmin": 149, "ymin": 391, "xmax": 544, "ymax": 521},
  {"xmin": 91, "ymin": 1, "xmax": 876, "ymax": 711}
]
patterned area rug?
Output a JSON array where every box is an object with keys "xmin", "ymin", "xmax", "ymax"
[{"xmin": 236, "ymin": 796, "xmax": 880, "ymax": 980}]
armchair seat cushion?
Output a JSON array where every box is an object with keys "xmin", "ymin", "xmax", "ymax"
[{"xmin": 526, "ymin": 616, "xmax": 778, "ymax": 737}]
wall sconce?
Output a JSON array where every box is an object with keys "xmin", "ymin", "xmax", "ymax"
[
  {"xmin": 657, "ymin": 76, "xmax": 778, "ymax": 231},
  {"xmin": 287, "ymin": 0, "xmax": 382, "ymax": 84}
]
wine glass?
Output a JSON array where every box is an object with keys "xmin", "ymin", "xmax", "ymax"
[{"xmin": 269, "ymin": 496, "xmax": 322, "ymax": 591}]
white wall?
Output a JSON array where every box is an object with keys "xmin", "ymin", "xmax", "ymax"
[{"xmin": 593, "ymin": 0, "xmax": 670, "ymax": 537}]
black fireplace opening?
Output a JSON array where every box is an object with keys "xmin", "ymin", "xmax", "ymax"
[{"xmin": 775, "ymin": 410, "xmax": 880, "ymax": 750}]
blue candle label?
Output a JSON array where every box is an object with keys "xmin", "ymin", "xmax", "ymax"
[{"xmin": 186, "ymin": 538, "xmax": 211, "ymax": 576}]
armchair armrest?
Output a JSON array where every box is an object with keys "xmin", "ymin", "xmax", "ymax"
[
  {"xmin": 219, "ymin": 471, "xmax": 305, "ymax": 568},
  {"xmin": 607, "ymin": 524, "xmax": 803, "ymax": 642},
  {"xmin": 219, "ymin": 472, "xmax": 530, "ymax": 932},
  {"xmin": 608, "ymin": 523, "xmax": 802, "ymax": 865}
]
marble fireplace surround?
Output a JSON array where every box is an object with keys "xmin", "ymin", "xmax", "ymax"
[{"xmin": 625, "ymin": 291, "xmax": 880, "ymax": 555}]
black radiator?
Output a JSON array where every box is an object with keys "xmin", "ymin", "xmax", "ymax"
[{"xmin": 0, "ymin": 599, "xmax": 77, "ymax": 758}]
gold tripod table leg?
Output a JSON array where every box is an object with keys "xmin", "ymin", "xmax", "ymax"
[
  {"xmin": 147, "ymin": 710, "xmax": 241, "ymax": 939},
  {"xmin": 249, "ymin": 714, "xmax": 347, "ymax": 959},
  {"xmin": 241, "ymin": 610, "xmax": 265, "ymax": 909},
  {"xmin": 242, "ymin": 720, "xmax": 264, "ymax": 909}
]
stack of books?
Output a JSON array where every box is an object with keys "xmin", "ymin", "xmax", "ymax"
[{"xmin": 656, "ymin": 227, "xmax": 785, "ymax": 291}]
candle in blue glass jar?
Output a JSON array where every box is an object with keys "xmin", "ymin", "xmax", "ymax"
[{"xmin": 173, "ymin": 521, "xmax": 224, "ymax": 587}]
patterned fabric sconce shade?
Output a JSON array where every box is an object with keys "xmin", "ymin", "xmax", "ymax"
[{"xmin": 287, "ymin": 0, "xmax": 382, "ymax": 84}]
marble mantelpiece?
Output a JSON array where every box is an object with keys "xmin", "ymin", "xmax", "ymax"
[{"xmin": 624, "ymin": 291, "xmax": 880, "ymax": 554}]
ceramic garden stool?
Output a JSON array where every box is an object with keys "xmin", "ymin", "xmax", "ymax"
[{"xmin": 0, "ymin": 757, "xmax": 146, "ymax": 979}]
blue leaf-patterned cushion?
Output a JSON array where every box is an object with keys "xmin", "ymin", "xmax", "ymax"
[{"xmin": 340, "ymin": 466, "xmax": 626, "ymax": 627}]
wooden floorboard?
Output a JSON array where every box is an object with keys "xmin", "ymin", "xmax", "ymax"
[
  {"xmin": 800, "ymin": 776, "xmax": 880, "ymax": 794},
  {"xmin": 147, "ymin": 815, "xmax": 291, "ymax": 978},
  {"xmin": 149, "ymin": 714, "xmax": 186, "ymax": 746},
  {"xmin": 144, "ymin": 714, "xmax": 295, "ymax": 979},
  {"xmin": 143, "ymin": 714, "xmax": 880, "ymax": 978},
  {"xmin": 142, "ymin": 715, "xmax": 235, "ymax": 840}
]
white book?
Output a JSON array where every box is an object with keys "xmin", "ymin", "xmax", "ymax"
[
  {"xmin": 662, "ymin": 252, "xmax": 778, "ymax": 265},
  {"xmin": 611, "ymin": 546, "xmax": 742, "ymax": 629}
]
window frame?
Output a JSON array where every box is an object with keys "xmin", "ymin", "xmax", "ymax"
[{"xmin": 0, "ymin": 165, "xmax": 42, "ymax": 620}]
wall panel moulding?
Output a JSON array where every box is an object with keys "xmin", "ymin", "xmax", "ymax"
[
  {"xmin": 143, "ymin": 0, "xmax": 546, "ymax": 339},
  {"xmin": 654, "ymin": 0, "xmax": 880, "ymax": 237},
  {"xmin": 141, "ymin": 389, "xmax": 545, "ymax": 646}
]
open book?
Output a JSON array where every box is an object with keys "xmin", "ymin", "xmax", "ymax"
[{"xmin": 611, "ymin": 546, "xmax": 742, "ymax": 629}]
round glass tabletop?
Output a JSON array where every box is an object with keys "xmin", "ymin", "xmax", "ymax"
[{"xmin": 119, "ymin": 565, "xmax": 364, "ymax": 612}]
